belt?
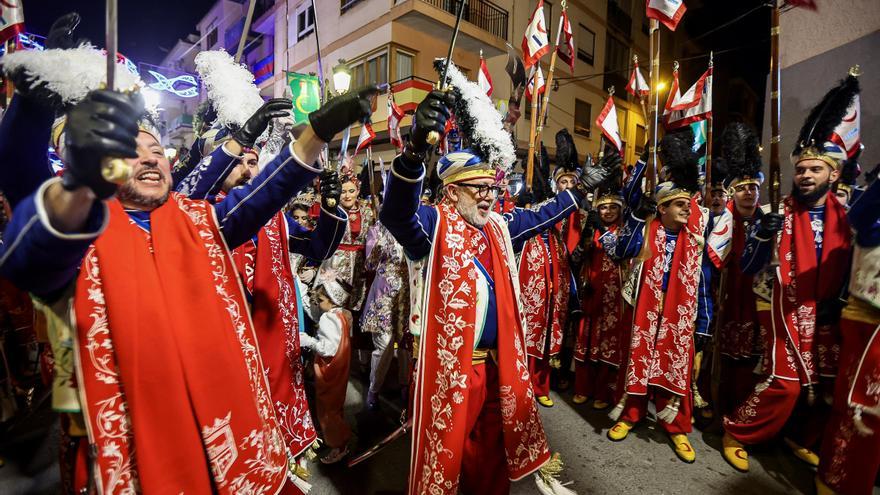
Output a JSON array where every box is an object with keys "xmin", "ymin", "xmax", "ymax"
[
  {"xmin": 413, "ymin": 339, "xmax": 496, "ymax": 365},
  {"xmin": 337, "ymin": 243, "xmax": 365, "ymax": 252}
]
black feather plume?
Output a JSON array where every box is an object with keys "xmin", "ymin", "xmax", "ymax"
[
  {"xmin": 721, "ymin": 122, "xmax": 763, "ymax": 182},
  {"xmin": 711, "ymin": 157, "xmax": 728, "ymax": 186},
  {"xmin": 659, "ymin": 128, "xmax": 700, "ymax": 193},
  {"xmin": 794, "ymin": 75, "xmax": 860, "ymax": 154},
  {"xmin": 555, "ymin": 129, "xmax": 580, "ymax": 171},
  {"xmin": 840, "ymin": 145, "xmax": 863, "ymax": 186}
]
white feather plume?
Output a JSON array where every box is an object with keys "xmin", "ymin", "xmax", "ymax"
[
  {"xmin": 1, "ymin": 45, "xmax": 143, "ymax": 105},
  {"xmin": 438, "ymin": 60, "xmax": 515, "ymax": 174},
  {"xmin": 195, "ymin": 50, "xmax": 265, "ymax": 130}
]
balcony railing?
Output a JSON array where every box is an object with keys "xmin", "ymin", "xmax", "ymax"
[{"xmin": 419, "ymin": 0, "xmax": 508, "ymax": 40}]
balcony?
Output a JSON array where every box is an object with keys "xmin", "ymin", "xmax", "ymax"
[{"xmin": 393, "ymin": 0, "xmax": 509, "ymax": 56}]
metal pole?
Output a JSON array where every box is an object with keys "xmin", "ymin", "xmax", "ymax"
[{"xmin": 234, "ymin": 0, "xmax": 257, "ymax": 63}]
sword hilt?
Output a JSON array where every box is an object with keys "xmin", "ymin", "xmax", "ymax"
[
  {"xmin": 100, "ymin": 157, "xmax": 131, "ymax": 184},
  {"xmin": 326, "ymin": 198, "xmax": 337, "ymax": 207}
]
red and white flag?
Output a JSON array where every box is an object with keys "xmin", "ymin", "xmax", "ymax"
[
  {"xmin": 355, "ymin": 122, "xmax": 375, "ymax": 155},
  {"xmin": 0, "ymin": 0, "xmax": 25, "ymax": 44},
  {"xmin": 524, "ymin": 66, "xmax": 545, "ymax": 103},
  {"xmin": 663, "ymin": 66, "xmax": 712, "ymax": 129},
  {"xmin": 626, "ymin": 61, "xmax": 649, "ymax": 97},
  {"xmin": 831, "ymin": 94, "xmax": 861, "ymax": 158},
  {"xmin": 556, "ymin": 10, "xmax": 575, "ymax": 73},
  {"xmin": 478, "ymin": 54, "xmax": 493, "ymax": 97},
  {"xmin": 522, "ymin": 0, "xmax": 550, "ymax": 68},
  {"xmin": 387, "ymin": 93, "xmax": 405, "ymax": 151},
  {"xmin": 646, "ymin": 0, "xmax": 687, "ymax": 31},
  {"xmin": 596, "ymin": 95, "xmax": 623, "ymax": 155}
]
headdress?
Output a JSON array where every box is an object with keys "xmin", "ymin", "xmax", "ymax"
[
  {"xmin": 314, "ymin": 269, "xmax": 351, "ymax": 307},
  {"xmin": 432, "ymin": 59, "xmax": 515, "ymax": 185},
  {"xmin": 791, "ymin": 70, "xmax": 860, "ymax": 170},
  {"xmin": 720, "ymin": 122, "xmax": 764, "ymax": 191},
  {"xmin": 655, "ymin": 128, "xmax": 700, "ymax": 205},
  {"xmin": 709, "ymin": 157, "xmax": 728, "ymax": 191},
  {"xmin": 553, "ymin": 129, "xmax": 581, "ymax": 182},
  {"xmin": 836, "ymin": 144, "xmax": 863, "ymax": 201}
]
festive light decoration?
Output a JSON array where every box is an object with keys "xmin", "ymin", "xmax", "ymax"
[{"xmin": 146, "ymin": 69, "xmax": 198, "ymax": 98}]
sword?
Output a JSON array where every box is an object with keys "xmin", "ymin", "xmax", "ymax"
[
  {"xmin": 100, "ymin": 0, "xmax": 131, "ymax": 184},
  {"xmin": 346, "ymin": 418, "xmax": 411, "ymax": 467},
  {"xmin": 426, "ymin": 0, "xmax": 468, "ymax": 146}
]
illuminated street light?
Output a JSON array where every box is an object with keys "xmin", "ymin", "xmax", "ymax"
[{"xmin": 333, "ymin": 59, "xmax": 352, "ymax": 94}]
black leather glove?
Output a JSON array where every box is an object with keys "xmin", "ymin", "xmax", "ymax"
[
  {"xmin": 319, "ymin": 170, "xmax": 341, "ymax": 210},
  {"xmin": 308, "ymin": 85, "xmax": 380, "ymax": 143},
  {"xmin": 756, "ymin": 212, "xmax": 784, "ymax": 240},
  {"xmin": 408, "ymin": 90, "xmax": 455, "ymax": 156},
  {"xmin": 516, "ymin": 189, "xmax": 535, "ymax": 208},
  {"xmin": 233, "ymin": 98, "xmax": 292, "ymax": 149},
  {"xmin": 578, "ymin": 163, "xmax": 618, "ymax": 193},
  {"xmin": 586, "ymin": 209, "xmax": 603, "ymax": 230},
  {"xmin": 62, "ymin": 90, "xmax": 142, "ymax": 199},
  {"xmin": 633, "ymin": 196, "xmax": 657, "ymax": 220},
  {"xmin": 46, "ymin": 12, "xmax": 87, "ymax": 50}
]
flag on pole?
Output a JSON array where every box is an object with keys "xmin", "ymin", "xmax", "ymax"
[
  {"xmin": 626, "ymin": 61, "xmax": 649, "ymax": 97},
  {"xmin": 387, "ymin": 93, "xmax": 405, "ymax": 151},
  {"xmin": 556, "ymin": 10, "xmax": 575, "ymax": 73},
  {"xmin": 646, "ymin": 0, "xmax": 687, "ymax": 31},
  {"xmin": 596, "ymin": 95, "xmax": 623, "ymax": 154},
  {"xmin": 478, "ymin": 53, "xmax": 494, "ymax": 97},
  {"xmin": 831, "ymin": 94, "xmax": 861, "ymax": 158},
  {"xmin": 522, "ymin": 0, "xmax": 550, "ymax": 68},
  {"xmin": 355, "ymin": 122, "xmax": 375, "ymax": 155},
  {"xmin": 663, "ymin": 66, "xmax": 712, "ymax": 129},
  {"xmin": 0, "ymin": 0, "xmax": 24, "ymax": 45},
  {"xmin": 524, "ymin": 66, "xmax": 545, "ymax": 103}
]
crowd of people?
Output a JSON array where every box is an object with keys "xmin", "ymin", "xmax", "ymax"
[{"xmin": 0, "ymin": 12, "xmax": 877, "ymax": 495}]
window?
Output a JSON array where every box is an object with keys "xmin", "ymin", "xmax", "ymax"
[
  {"xmin": 578, "ymin": 24, "xmax": 595, "ymax": 65},
  {"xmin": 341, "ymin": 0, "xmax": 364, "ymax": 12},
  {"xmin": 603, "ymin": 34, "xmax": 629, "ymax": 92},
  {"xmin": 542, "ymin": 1, "xmax": 553, "ymax": 38},
  {"xmin": 206, "ymin": 27, "xmax": 218, "ymax": 48},
  {"xmin": 574, "ymin": 99, "xmax": 591, "ymax": 137},
  {"xmin": 635, "ymin": 124, "xmax": 646, "ymax": 156},
  {"xmin": 296, "ymin": 3, "xmax": 315, "ymax": 41},
  {"xmin": 396, "ymin": 50, "xmax": 414, "ymax": 81},
  {"xmin": 350, "ymin": 52, "xmax": 389, "ymax": 88}
]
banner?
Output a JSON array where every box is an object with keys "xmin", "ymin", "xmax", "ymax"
[
  {"xmin": 0, "ymin": 0, "xmax": 24, "ymax": 45},
  {"xmin": 287, "ymin": 72, "xmax": 322, "ymax": 124}
]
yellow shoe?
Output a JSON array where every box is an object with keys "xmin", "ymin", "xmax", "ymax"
[
  {"xmin": 572, "ymin": 394, "xmax": 588, "ymax": 405},
  {"xmin": 607, "ymin": 421, "xmax": 633, "ymax": 441},
  {"xmin": 784, "ymin": 437, "xmax": 819, "ymax": 467},
  {"xmin": 815, "ymin": 475, "xmax": 837, "ymax": 495},
  {"xmin": 722, "ymin": 432, "xmax": 749, "ymax": 472},
  {"xmin": 592, "ymin": 399, "xmax": 609, "ymax": 410},
  {"xmin": 670, "ymin": 434, "xmax": 696, "ymax": 463},
  {"xmin": 537, "ymin": 395, "xmax": 555, "ymax": 407}
]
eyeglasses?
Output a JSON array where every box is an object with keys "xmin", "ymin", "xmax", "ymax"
[{"xmin": 456, "ymin": 182, "xmax": 503, "ymax": 198}]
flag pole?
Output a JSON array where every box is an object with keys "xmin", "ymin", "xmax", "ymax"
[
  {"xmin": 704, "ymin": 52, "xmax": 714, "ymax": 207},
  {"xmin": 534, "ymin": 0, "xmax": 566, "ymax": 161},
  {"xmin": 525, "ymin": 69, "xmax": 541, "ymax": 192},
  {"xmin": 645, "ymin": 19, "xmax": 660, "ymax": 196}
]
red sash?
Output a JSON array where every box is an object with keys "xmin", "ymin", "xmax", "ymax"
[
  {"xmin": 231, "ymin": 212, "xmax": 317, "ymax": 459},
  {"xmin": 520, "ymin": 229, "xmax": 570, "ymax": 359},
  {"xmin": 74, "ymin": 196, "xmax": 286, "ymax": 494},
  {"xmin": 314, "ymin": 308, "xmax": 352, "ymax": 448},
  {"xmin": 771, "ymin": 193, "xmax": 850, "ymax": 383},
  {"xmin": 625, "ymin": 197, "xmax": 706, "ymax": 397},
  {"xmin": 850, "ymin": 323, "xmax": 880, "ymax": 413},
  {"xmin": 409, "ymin": 202, "xmax": 550, "ymax": 495},
  {"xmin": 575, "ymin": 226, "xmax": 623, "ymax": 366},
  {"xmin": 563, "ymin": 210, "xmax": 583, "ymax": 254},
  {"xmin": 719, "ymin": 205, "xmax": 759, "ymax": 358}
]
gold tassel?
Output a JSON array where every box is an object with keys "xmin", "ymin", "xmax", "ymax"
[
  {"xmin": 535, "ymin": 453, "xmax": 579, "ymax": 495},
  {"xmin": 304, "ymin": 439, "xmax": 322, "ymax": 462},
  {"xmin": 549, "ymin": 356, "xmax": 562, "ymax": 369}
]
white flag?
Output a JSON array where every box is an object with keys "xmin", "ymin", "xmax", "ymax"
[
  {"xmin": 596, "ymin": 96, "xmax": 623, "ymax": 154},
  {"xmin": 521, "ymin": 0, "xmax": 550, "ymax": 68}
]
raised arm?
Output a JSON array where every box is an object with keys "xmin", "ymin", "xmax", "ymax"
[
  {"xmin": 0, "ymin": 95, "xmax": 55, "ymax": 209},
  {"xmin": 174, "ymin": 141, "xmax": 241, "ymax": 200}
]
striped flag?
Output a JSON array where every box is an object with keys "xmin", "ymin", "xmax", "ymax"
[
  {"xmin": 556, "ymin": 10, "xmax": 575, "ymax": 73},
  {"xmin": 626, "ymin": 61, "xmax": 649, "ymax": 97},
  {"xmin": 596, "ymin": 95, "xmax": 623, "ymax": 154},
  {"xmin": 522, "ymin": 0, "xmax": 550, "ymax": 68},
  {"xmin": 663, "ymin": 66, "xmax": 712, "ymax": 129},
  {"xmin": 524, "ymin": 66, "xmax": 545, "ymax": 103},
  {"xmin": 0, "ymin": 0, "xmax": 24, "ymax": 44},
  {"xmin": 387, "ymin": 93, "xmax": 405, "ymax": 151},
  {"xmin": 478, "ymin": 53, "xmax": 493, "ymax": 97},
  {"xmin": 355, "ymin": 122, "xmax": 375, "ymax": 155},
  {"xmin": 646, "ymin": 0, "xmax": 687, "ymax": 31}
]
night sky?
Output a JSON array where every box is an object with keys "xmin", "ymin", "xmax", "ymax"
[{"xmin": 23, "ymin": 0, "xmax": 217, "ymax": 65}]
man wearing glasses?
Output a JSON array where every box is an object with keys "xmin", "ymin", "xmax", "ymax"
[{"xmin": 380, "ymin": 89, "xmax": 617, "ymax": 495}]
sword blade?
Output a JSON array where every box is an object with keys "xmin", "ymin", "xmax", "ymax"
[
  {"xmin": 105, "ymin": 0, "xmax": 117, "ymax": 90},
  {"xmin": 346, "ymin": 418, "xmax": 412, "ymax": 467}
]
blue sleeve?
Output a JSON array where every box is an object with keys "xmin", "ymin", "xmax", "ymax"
[
  {"xmin": 614, "ymin": 213, "xmax": 646, "ymax": 260},
  {"xmin": 214, "ymin": 142, "xmax": 322, "ymax": 250},
  {"xmin": 695, "ymin": 256, "xmax": 714, "ymax": 337},
  {"xmin": 174, "ymin": 143, "xmax": 241, "ymax": 201},
  {"xmin": 171, "ymin": 137, "xmax": 204, "ymax": 186},
  {"xmin": 0, "ymin": 95, "xmax": 56, "ymax": 209},
  {"xmin": 286, "ymin": 206, "xmax": 347, "ymax": 261},
  {"xmin": 848, "ymin": 179, "xmax": 880, "ymax": 247},
  {"xmin": 740, "ymin": 219, "xmax": 772, "ymax": 275},
  {"xmin": 379, "ymin": 158, "xmax": 436, "ymax": 260},
  {"xmin": 598, "ymin": 228, "xmax": 619, "ymax": 258},
  {"xmin": 622, "ymin": 157, "xmax": 647, "ymax": 209},
  {"xmin": 506, "ymin": 190, "xmax": 580, "ymax": 253},
  {"xmin": 0, "ymin": 179, "xmax": 107, "ymax": 301}
]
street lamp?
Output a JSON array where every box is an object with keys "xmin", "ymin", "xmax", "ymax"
[{"xmin": 333, "ymin": 59, "xmax": 352, "ymax": 94}]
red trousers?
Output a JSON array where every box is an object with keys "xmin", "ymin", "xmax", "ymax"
[
  {"xmin": 620, "ymin": 388, "xmax": 693, "ymax": 434},
  {"xmin": 574, "ymin": 360, "xmax": 615, "ymax": 403},
  {"xmin": 718, "ymin": 356, "xmax": 759, "ymax": 416},
  {"xmin": 818, "ymin": 318, "xmax": 880, "ymax": 495},
  {"xmin": 529, "ymin": 355, "xmax": 552, "ymax": 397},
  {"xmin": 460, "ymin": 360, "xmax": 510, "ymax": 495}
]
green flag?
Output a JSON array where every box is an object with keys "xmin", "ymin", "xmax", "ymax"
[
  {"xmin": 287, "ymin": 72, "xmax": 321, "ymax": 124},
  {"xmin": 690, "ymin": 120, "xmax": 708, "ymax": 180}
]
